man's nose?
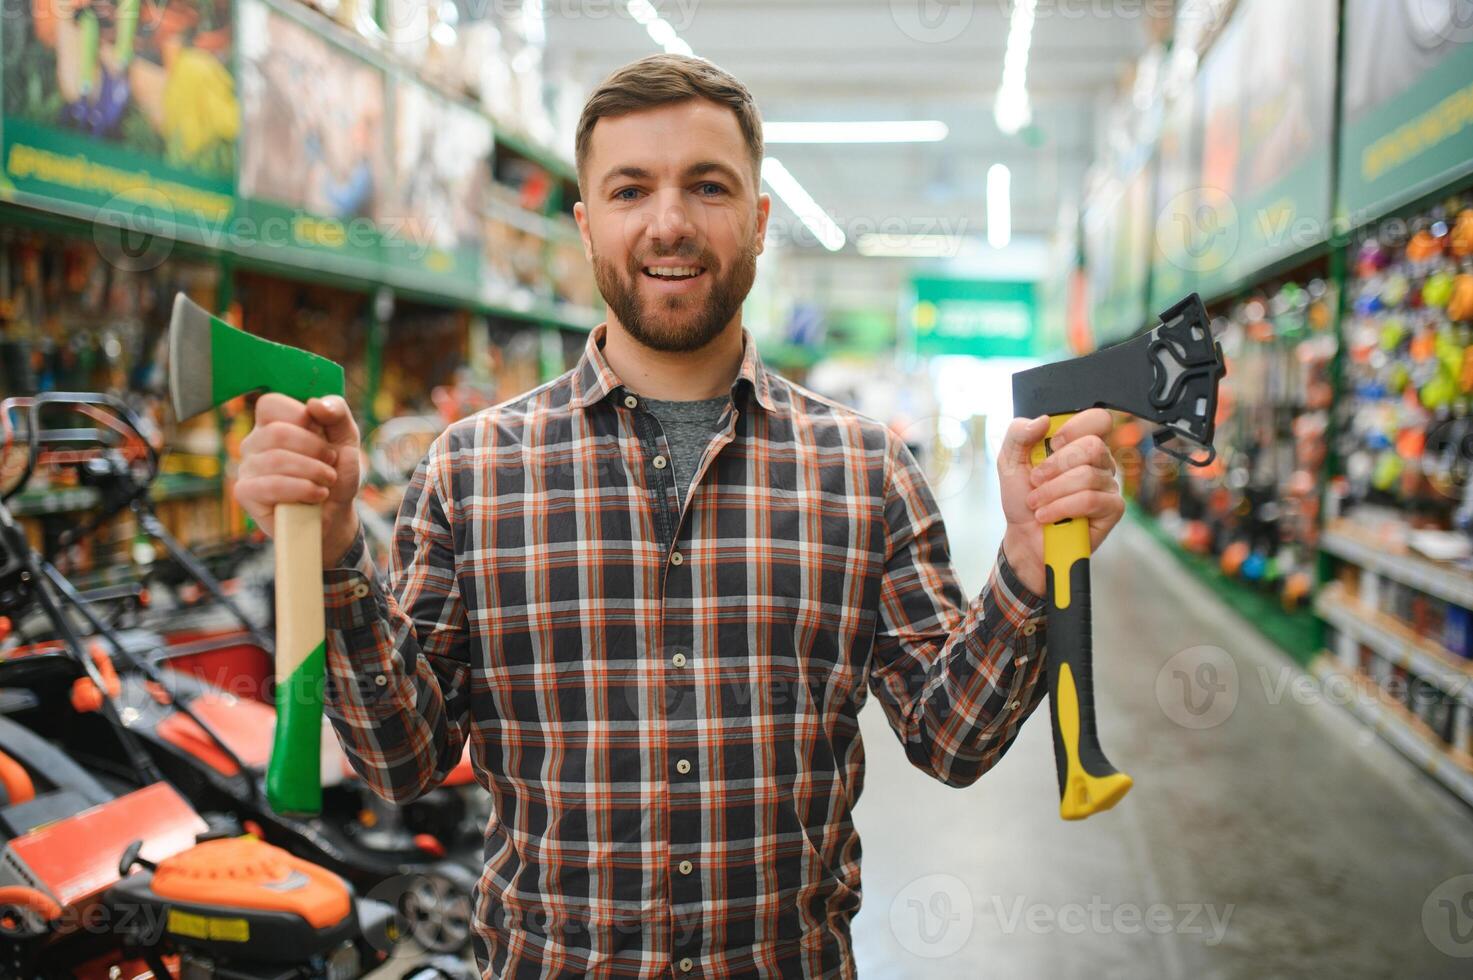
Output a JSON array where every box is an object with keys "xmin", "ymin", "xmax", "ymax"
[{"xmin": 649, "ymin": 188, "xmax": 697, "ymax": 245}]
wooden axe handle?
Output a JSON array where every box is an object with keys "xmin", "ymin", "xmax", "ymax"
[{"xmin": 267, "ymin": 502, "xmax": 325, "ymax": 815}]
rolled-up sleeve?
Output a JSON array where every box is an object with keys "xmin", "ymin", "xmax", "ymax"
[{"xmin": 867, "ymin": 434, "xmax": 1048, "ymax": 788}]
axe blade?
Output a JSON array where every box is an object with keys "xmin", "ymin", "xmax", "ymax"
[
  {"xmin": 169, "ymin": 294, "xmax": 217, "ymax": 422},
  {"xmin": 1013, "ymin": 293, "xmax": 1224, "ymax": 463},
  {"xmin": 167, "ymin": 293, "xmax": 346, "ymax": 422}
]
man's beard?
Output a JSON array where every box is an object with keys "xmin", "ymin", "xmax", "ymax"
[{"xmin": 593, "ymin": 240, "xmax": 758, "ymax": 354}]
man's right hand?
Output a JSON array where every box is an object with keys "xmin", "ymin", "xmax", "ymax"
[{"xmin": 235, "ymin": 393, "xmax": 363, "ymax": 567}]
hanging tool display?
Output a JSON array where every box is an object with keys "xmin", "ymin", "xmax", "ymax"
[{"xmin": 1013, "ymin": 294, "xmax": 1226, "ymax": 819}]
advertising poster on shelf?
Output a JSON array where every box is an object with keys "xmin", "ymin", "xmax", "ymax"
[
  {"xmin": 1192, "ymin": 10, "xmax": 1245, "ymax": 301},
  {"xmin": 1151, "ymin": 81, "xmax": 1202, "ymax": 313},
  {"xmin": 1232, "ymin": 0, "xmax": 1337, "ymax": 280},
  {"xmin": 1155, "ymin": 0, "xmax": 1336, "ymax": 303},
  {"xmin": 236, "ymin": 0, "xmax": 388, "ymax": 271},
  {"xmin": 1084, "ymin": 160, "xmax": 1152, "ymax": 346},
  {"xmin": 0, "ymin": 0, "xmax": 237, "ymax": 238},
  {"xmin": 389, "ymin": 78, "xmax": 492, "ymax": 294},
  {"xmin": 1340, "ymin": 0, "xmax": 1473, "ymax": 222}
]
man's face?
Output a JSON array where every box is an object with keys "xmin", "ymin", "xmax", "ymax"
[{"xmin": 575, "ymin": 99, "xmax": 770, "ymax": 353}]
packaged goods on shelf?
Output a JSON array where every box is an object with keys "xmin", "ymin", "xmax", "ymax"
[
  {"xmin": 0, "ymin": 231, "xmax": 224, "ymax": 567},
  {"xmin": 1336, "ymin": 191, "xmax": 1473, "ymax": 530},
  {"xmin": 550, "ymin": 233, "xmax": 597, "ymax": 310},
  {"xmin": 1133, "ymin": 277, "xmax": 1336, "ymax": 612},
  {"xmin": 382, "ymin": 0, "xmax": 555, "ymax": 144}
]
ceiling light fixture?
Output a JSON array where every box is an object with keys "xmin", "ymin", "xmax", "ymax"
[
  {"xmin": 987, "ymin": 163, "xmax": 1012, "ymax": 249},
  {"xmin": 762, "ymin": 158, "xmax": 845, "ymax": 252},
  {"xmin": 763, "ymin": 120, "xmax": 950, "ymax": 144},
  {"xmin": 994, "ymin": 0, "xmax": 1037, "ymax": 135},
  {"xmin": 626, "ymin": 0, "xmax": 692, "ymax": 56}
]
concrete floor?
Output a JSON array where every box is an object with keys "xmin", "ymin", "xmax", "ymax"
[{"xmin": 373, "ymin": 468, "xmax": 1473, "ymax": 979}]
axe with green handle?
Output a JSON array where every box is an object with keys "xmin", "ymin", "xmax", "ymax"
[{"xmin": 169, "ymin": 293, "xmax": 345, "ymax": 816}]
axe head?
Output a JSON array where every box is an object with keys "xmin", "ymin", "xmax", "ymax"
[
  {"xmin": 1013, "ymin": 293, "xmax": 1226, "ymax": 465},
  {"xmin": 169, "ymin": 294, "xmax": 345, "ymax": 421}
]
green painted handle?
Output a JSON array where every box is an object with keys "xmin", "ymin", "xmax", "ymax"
[{"xmin": 267, "ymin": 642, "xmax": 325, "ymax": 815}]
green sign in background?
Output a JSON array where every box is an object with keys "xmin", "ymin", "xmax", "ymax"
[{"xmin": 908, "ymin": 278, "xmax": 1038, "ymax": 358}]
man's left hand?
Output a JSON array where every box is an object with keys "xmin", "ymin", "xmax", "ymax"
[{"xmin": 997, "ymin": 408, "xmax": 1124, "ymax": 597}]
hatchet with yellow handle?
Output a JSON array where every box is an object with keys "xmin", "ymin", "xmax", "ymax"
[
  {"xmin": 169, "ymin": 294, "xmax": 345, "ymax": 816},
  {"xmin": 1030, "ymin": 416, "xmax": 1134, "ymax": 820},
  {"xmin": 1013, "ymin": 293, "xmax": 1224, "ymax": 820}
]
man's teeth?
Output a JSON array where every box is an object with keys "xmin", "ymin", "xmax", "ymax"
[{"xmin": 645, "ymin": 266, "xmax": 704, "ymax": 278}]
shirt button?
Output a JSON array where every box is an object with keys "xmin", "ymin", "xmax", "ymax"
[
  {"xmin": 1021, "ymin": 622, "xmax": 1037, "ymax": 636},
  {"xmin": 678, "ymin": 859, "xmax": 693, "ymax": 875},
  {"xmin": 670, "ymin": 551, "xmax": 684, "ymax": 566},
  {"xmin": 351, "ymin": 582, "xmax": 370, "ymax": 599},
  {"xmin": 1009, "ymin": 700, "xmax": 1021, "ymax": 710},
  {"xmin": 676, "ymin": 758, "xmax": 691, "ymax": 774},
  {"xmin": 624, "ymin": 394, "xmax": 639, "ymax": 409},
  {"xmin": 653, "ymin": 455, "xmax": 668, "ymax": 469},
  {"xmin": 671, "ymin": 652, "xmax": 687, "ymax": 668},
  {"xmin": 374, "ymin": 674, "xmax": 388, "ymax": 687},
  {"xmin": 679, "ymin": 958, "xmax": 694, "ymax": 973}
]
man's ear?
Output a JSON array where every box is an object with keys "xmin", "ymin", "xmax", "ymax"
[
  {"xmin": 574, "ymin": 200, "xmax": 593, "ymax": 261},
  {"xmin": 755, "ymin": 193, "xmax": 772, "ymax": 256}
]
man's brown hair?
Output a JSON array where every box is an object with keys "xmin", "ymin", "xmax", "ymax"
[{"xmin": 575, "ymin": 54, "xmax": 764, "ymax": 193}]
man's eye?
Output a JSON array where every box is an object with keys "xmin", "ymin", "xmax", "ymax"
[
  {"xmin": 615, "ymin": 188, "xmax": 641, "ymax": 201},
  {"xmin": 697, "ymin": 183, "xmax": 725, "ymax": 196}
]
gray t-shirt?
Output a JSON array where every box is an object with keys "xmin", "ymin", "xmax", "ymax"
[{"xmin": 642, "ymin": 394, "xmax": 731, "ymax": 505}]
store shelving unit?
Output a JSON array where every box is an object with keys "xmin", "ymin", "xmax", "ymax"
[
  {"xmin": 1315, "ymin": 581, "xmax": 1473, "ymax": 708},
  {"xmin": 1312, "ymin": 516, "xmax": 1473, "ymax": 805},
  {"xmin": 8, "ymin": 475, "xmax": 223, "ymax": 520},
  {"xmin": 1309, "ymin": 654, "xmax": 1473, "ymax": 808},
  {"xmin": 1321, "ymin": 521, "xmax": 1473, "ymax": 609}
]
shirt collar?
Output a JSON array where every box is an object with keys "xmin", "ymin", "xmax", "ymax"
[{"xmin": 569, "ymin": 322, "xmax": 777, "ymax": 414}]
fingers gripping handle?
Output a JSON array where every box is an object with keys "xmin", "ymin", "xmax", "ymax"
[
  {"xmin": 1031, "ymin": 416, "xmax": 1133, "ymax": 820},
  {"xmin": 268, "ymin": 502, "xmax": 325, "ymax": 816}
]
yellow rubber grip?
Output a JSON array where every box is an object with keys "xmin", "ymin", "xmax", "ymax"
[
  {"xmin": 1055, "ymin": 661, "xmax": 1134, "ymax": 820},
  {"xmin": 1029, "ymin": 414, "xmax": 1093, "ymax": 608},
  {"xmin": 1032, "ymin": 412, "xmax": 1133, "ymax": 820}
]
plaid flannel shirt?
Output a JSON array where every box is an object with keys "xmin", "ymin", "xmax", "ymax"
[{"xmin": 323, "ymin": 323, "xmax": 1048, "ymax": 978}]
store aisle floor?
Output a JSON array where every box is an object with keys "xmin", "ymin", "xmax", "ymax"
[{"xmin": 850, "ymin": 469, "xmax": 1473, "ymax": 979}]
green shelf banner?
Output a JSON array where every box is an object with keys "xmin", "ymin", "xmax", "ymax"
[
  {"xmin": 908, "ymin": 277, "xmax": 1038, "ymax": 358},
  {"xmin": 0, "ymin": 0, "xmax": 238, "ymax": 237},
  {"xmin": 1340, "ymin": 0, "xmax": 1473, "ymax": 223}
]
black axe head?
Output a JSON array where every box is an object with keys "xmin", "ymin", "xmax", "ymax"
[{"xmin": 1012, "ymin": 293, "xmax": 1226, "ymax": 465}]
